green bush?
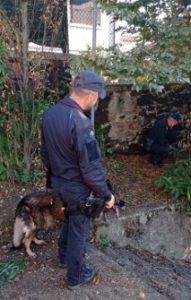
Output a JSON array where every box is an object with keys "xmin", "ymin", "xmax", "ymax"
[
  {"xmin": 156, "ymin": 159, "xmax": 191, "ymax": 207},
  {"xmin": 0, "ymin": 93, "xmax": 49, "ymax": 182},
  {"xmin": 95, "ymin": 126, "xmax": 112, "ymax": 157},
  {"xmin": 99, "ymin": 233, "xmax": 113, "ymax": 250},
  {"xmin": 0, "ymin": 39, "xmax": 71, "ymax": 183},
  {"xmin": 0, "ymin": 40, "xmax": 7, "ymax": 86}
]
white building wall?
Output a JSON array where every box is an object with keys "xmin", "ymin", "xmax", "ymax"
[
  {"xmin": 68, "ymin": 23, "xmax": 99, "ymax": 53},
  {"xmin": 68, "ymin": 9, "xmax": 111, "ymax": 53},
  {"xmin": 67, "ymin": 0, "xmax": 136, "ymax": 54}
]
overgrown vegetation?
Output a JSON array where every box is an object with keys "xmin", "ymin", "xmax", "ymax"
[
  {"xmin": 95, "ymin": 126, "xmax": 112, "ymax": 156},
  {"xmin": 0, "ymin": 91, "xmax": 49, "ymax": 182},
  {"xmin": 72, "ymin": 0, "xmax": 191, "ymax": 93},
  {"xmin": 156, "ymin": 158, "xmax": 191, "ymax": 209},
  {"xmin": 99, "ymin": 233, "xmax": 113, "ymax": 250},
  {"xmin": 0, "ymin": 40, "xmax": 7, "ymax": 85},
  {"xmin": 0, "ymin": 4, "xmax": 70, "ymax": 183}
]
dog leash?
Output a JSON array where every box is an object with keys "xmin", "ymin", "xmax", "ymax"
[{"xmin": 113, "ymin": 204, "xmax": 120, "ymax": 218}]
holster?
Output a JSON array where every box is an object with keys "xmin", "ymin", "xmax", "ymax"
[{"xmin": 79, "ymin": 195, "xmax": 105, "ymax": 218}]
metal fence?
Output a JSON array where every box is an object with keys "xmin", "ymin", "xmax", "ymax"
[{"xmin": 68, "ymin": 0, "xmax": 116, "ymax": 54}]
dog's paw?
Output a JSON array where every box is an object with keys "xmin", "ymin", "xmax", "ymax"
[
  {"xmin": 28, "ymin": 251, "xmax": 37, "ymax": 259},
  {"xmin": 33, "ymin": 238, "xmax": 46, "ymax": 245},
  {"xmin": 39, "ymin": 240, "xmax": 47, "ymax": 245}
]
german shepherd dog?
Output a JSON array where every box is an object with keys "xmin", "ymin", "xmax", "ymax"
[{"xmin": 12, "ymin": 190, "xmax": 65, "ymax": 258}]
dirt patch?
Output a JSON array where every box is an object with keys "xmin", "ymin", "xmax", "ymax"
[{"xmin": 104, "ymin": 154, "xmax": 170, "ymax": 207}]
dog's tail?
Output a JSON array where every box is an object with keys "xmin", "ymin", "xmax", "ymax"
[{"xmin": 12, "ymin": 216, "xmax": 24, "ymax": 248}]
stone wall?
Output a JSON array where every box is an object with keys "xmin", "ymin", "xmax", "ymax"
[
  {"xmin": 95, "ymin": 204, "xmax": 191, "ymax": 261},
  {"xmin": 95, "ymin": 84, "xmax": 191, "ymax": 154}
]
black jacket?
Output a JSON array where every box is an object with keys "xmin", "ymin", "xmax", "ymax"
[
  {"xmin": 146, "ymin": 118, "xmax": 170, "ymax": 148},
  {"xmin": 40, "ymin": 96, "xmax": 111, "ymax": 207}
]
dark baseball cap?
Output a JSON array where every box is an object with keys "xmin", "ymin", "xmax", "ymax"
[
  {"xmin": 170, "ymin": 112, "xmax": 182, "ymax": 122},
  {"xmin": 72, "ymin": 70, "xmax": 106, "ymax": 99}
]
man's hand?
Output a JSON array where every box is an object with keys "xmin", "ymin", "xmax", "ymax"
[{"xmin": 105, "ymin": 194, "xmax": 115, "ymax": 209}]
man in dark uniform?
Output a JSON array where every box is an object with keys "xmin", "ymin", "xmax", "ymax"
[
  {"xmin": 144, "ymin": 112, "xmax": 182, "ymax": 166},
  {"xmin": 40, "ymin": 70, "xmax": 115, "ymax": 290}
]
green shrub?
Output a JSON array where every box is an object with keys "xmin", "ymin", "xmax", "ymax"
[
  {"xmin": 156, "ymin": 159, "xmax": 191, "ymax": 208},
  {"xmin": 95, "ymin": 126, "xmax": 112, "ymax": 157},
  {"xmin": 0, "ymin": 40, "xmax": 7, "ymax": 86},
  {"xmin": 0, "ymin": 93, "xmax": 49, "ymax": 182},
  {"xmin": 99, "ymin": 233, "xmax": 113, "ymax": 250}
]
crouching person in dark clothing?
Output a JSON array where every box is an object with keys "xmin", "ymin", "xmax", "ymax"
[
  {"xmin": 144, "ymin": 113, "xmax": 182, "ymax": 167},
  {"xmin": 40, "ymin": 70, "xmax": 115, "ymax": 290}
]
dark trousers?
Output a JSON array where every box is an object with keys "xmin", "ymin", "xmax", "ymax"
[
  {"xmin": 150, "ymin": 143, "xmax": 169, "ymax": 164},
  {"xmin": 58, "ymin": 212, "xmax": 91, "ymax": 286}
]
